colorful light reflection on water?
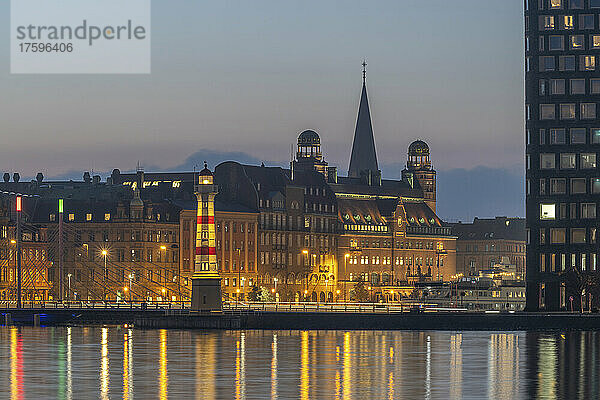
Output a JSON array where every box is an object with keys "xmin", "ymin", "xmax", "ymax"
[{"xmin": 0, "ymin": 327, "xmax": 599, "ymax": 399}]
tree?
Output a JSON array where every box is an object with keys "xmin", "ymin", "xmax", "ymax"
[
  {"xmin": 247, "ymin": 286, "xmax": 274, "ymax": 302},
  {"xmin": 350, "ymin": 281, "xmax": 370, "ymax": 302},
  {"xmin": 561, "ymin": 267, "xmax": 600, "ymax": 312}
]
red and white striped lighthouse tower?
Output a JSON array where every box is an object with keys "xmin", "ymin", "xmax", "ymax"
[{"xmin": 191, "ymin": 162, "xmax": 222, "ymax": 311}]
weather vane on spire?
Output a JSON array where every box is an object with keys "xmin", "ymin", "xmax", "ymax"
[{"xmin": 362, "ymin": 60, "xmax": 367, "ymax": 84}]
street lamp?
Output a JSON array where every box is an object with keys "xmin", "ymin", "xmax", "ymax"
[
  {"xmin": 344, "ymin": 254, "xmax": 350, "ymax": 304},
  {"xmin": 67, "ymin": 273, "xmax": 72, "ymax": 301},
  {"xmin": 128, "ymin": 274, "xmax": 134, "ymax": 302},
  {"xmin": 101, "ymin": 249, "xmax": 108, "ymax": 300}
]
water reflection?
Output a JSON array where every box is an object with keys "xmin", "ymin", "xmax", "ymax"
[
  {"xmin": 159, "ymin": 329, "xmax": 167, "ymax": 400},
  {"xmin": 271, "ymin": 333, "xmax": 277, "ymax": 400},
  {"xmin": 123, "ymin": 329, "xmax": 133, "ymax": 400},
  {"xmin": 100, "ymin": 327, "xmax": 109, "ymax": 400},
  {"xmin": 2, "ymin": 327, "xmax": 600, "ymax": 399},
  {"xmin": 10, "ymin": 328, "xmax": 23, "ymax": 400}
]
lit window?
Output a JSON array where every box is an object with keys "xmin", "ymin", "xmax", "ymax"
[
  {"xmin": 540, "ymin": 153, "xmax": 556, "ymax": 169},
  {"xmin": 86, "ymin": 213, "xmax": 92, "ymax": 221},
  {"xmin": 68, "ymin": 213, "xmax": 75, "ymax": 221},
  {"xmin": 549, "ymin": 0, "xmax": 562, "ymax": 10},
  {"xmin": 540, "ymin": 204, "xmax": 556, "ymax": 220},
  {"xmin": 581, "ymin": 55, "xmax": 596, "ymax": 71},
  {"xmin": 570, "ymin": 35, "xmax": 584, "ymax": 49},
  {"xmin": 570, "ymin": 79, "xmax": 585, "ymax": 94},
  {"xmin": 571, "ymin": 128, "xmax": 586, "ymax": 144},
  {"xmin": 541, "ymin": 15, "xmax": 555, "ymax": 30},
  {"xmin": 581, "ymin": 103, "xmax": 596, "ymax": 119},
  {"xmin": 562, "ymin": 15, "xmax": 574, "ymax": 29},
  {"xmin": 49, "ymin": 214, "xmax": 56, "ymax": 222},
  {"xmin": 560, "ymin": 153, "xmax": 576, "ymax": 169},
  {"xmin": 540, "ymin": 104, "xmax": 556, "ymax": 120},
  {"xmin": 592, "ymin": 35, "xmax": 600, "ymax": 49},
  {"xmin": 560, "ymin": 103, "xmax": 575, "ymax": 119}
]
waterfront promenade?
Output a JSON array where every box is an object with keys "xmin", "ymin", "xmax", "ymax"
[{"xmin": 2, "ymin": 301, "xmax": 600, "ymax": 331}]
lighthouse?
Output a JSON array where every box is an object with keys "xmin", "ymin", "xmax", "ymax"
[{"xmin": 191, "ymin": 162, "xmax": 222, "ymax": 311}]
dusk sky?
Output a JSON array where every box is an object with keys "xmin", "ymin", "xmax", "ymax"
[{"xmin": 0, "ymin": 1, "xmax": 525, "ymax": 220}]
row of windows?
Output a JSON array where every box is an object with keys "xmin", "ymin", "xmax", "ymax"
[
  {"xmin": 538, "ymin": 253, "xmax": 597, "ymax": 274},
  {"xmin": 537, "ymin": 177, "xmax": 600, "ymax": 195},
  {"xmin": 539, "ymin": 226, "xmax": 596, "ymax": 243},
  {"xmin": 216, "ymin": 222, "xmax": 254, "ymax": 234},
  {"xmin": 538, "ymin": 15, "xmax": 600, "ymax": 31},
  {"xmin": 222, "ymin": 277, "xmax": 254, "ymax": 288},
  {"xmin": 540, "ymin": 202, "xmax": 598, "ymax": 219},
  {"xmin": 532, "ymin": 54, "xmax": 597, "ymax": 71},
  {"xmin": 529, "ymin": 127, "xmax": 600, "ymax": 145},
  {"xmin": 538, "ymin": 33, "xmax": 600, "ymax": 50},
  {"xmin": 534, "ymin": 102, "xmax": 597, "ymax": 119},
  {"xmin": 539, "ymin": 202, "xmax": 600, "ymax": 219},
  {"xmin": 534, "ymin": 152, "xmax": 599, "ymax": 169},
  {"xmin": 539, "ymin": 78, "xmax": 600, "ymax": 96},
  {"xmin": 533, "ymin": 0, "xmax": 600, "ymax": 11}
]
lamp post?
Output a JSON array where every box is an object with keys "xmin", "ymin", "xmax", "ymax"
[
  {"xmin": 101, "ymin": 249, "xmax": 107, "ymax": 300},
  {"xmin": 67, "ymin": 273, "xmax": 72, "ymax": 301},
  {"xmin": 16, "ymin": 196, "xmax": 22, "ymax": 309},
  {"xmin": 128, "ymin": 273, "xmax": 133, "ymax": 302},
  {"xmin": 344, "ymin": 253, "xmax": 350, "ymax": 304},
  {"xmin": 236, "ymin": 248, "xmax": 241, "ymax": 300},
  {"xmin": 302, "ymin": 250, "xmax": 309, "ymax": 294}
]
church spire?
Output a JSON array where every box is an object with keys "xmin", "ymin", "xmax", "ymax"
[{"xmin": 348, "ymin": 61, "xmax": 379, "ymax": 179}]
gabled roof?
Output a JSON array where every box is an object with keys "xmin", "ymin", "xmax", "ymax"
[
  {"xmin": 449, "ymin": 217, "xmax": 526, "ymax": 241},
  {"xmin": 403, "ymin": 202, "xmax": 443, "ymax": 227}
]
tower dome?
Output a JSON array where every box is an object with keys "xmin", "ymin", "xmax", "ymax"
[
  {"xmin": 296, "ymin": 130, "xmax": 322, "ymax": 160},
  {"xmin": 408, "ymin": 140, "xmax": 430, "ymax": 156},
  {"xmin": 297, "ymin": 130, "xmax": 321, "ymax": 146},
  {"xmin": 407, "ymin": 140, "xmax": 431, "ymax": 170}
]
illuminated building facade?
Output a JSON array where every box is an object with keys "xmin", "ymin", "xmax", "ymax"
[
  {"xmin": 525, "ymin": 0, "xmax": 600, "ymax": 310},
  {"xmin": 0, "ymin": 66, "xmax": 457, "ymax": 303},
  {"xmin": 451, "ymin": 217, "xmax": 526, "ymax": 278}
]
